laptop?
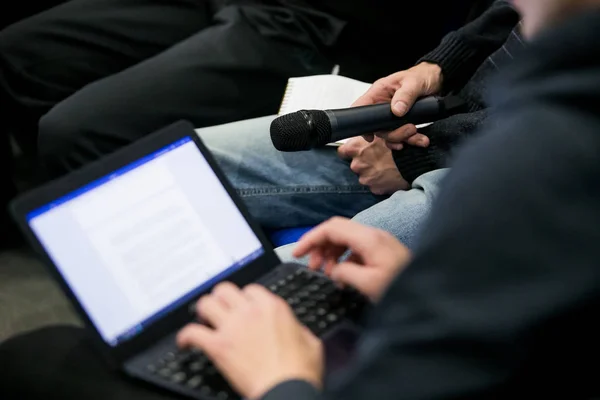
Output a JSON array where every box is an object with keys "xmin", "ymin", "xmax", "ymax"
[{"xmin": 10, "ymin": 121, "xmax": 367, "ymax": 400}]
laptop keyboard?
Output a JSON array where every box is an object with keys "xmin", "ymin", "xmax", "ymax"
[
  {"xmin": 145, "ymin": 268, "xmax": 367, "ymax": 399},
  {"xmin": 267, "ymin": 267, "xmax": 366, "ymax": 334}
]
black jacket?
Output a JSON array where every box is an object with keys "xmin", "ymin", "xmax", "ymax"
[{"xmin": 262, "ymin": 8, "xmax": 600, "ymax": 400}]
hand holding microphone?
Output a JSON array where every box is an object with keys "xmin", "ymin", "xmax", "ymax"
[
  {"xmin": 351, "ymin": 62, "xmax": 444, "ymax": 150},
  {"xmin": 270, "ymin": 95, "xmax": 466, "ymax": 152},
  {"xmin": 270, "ymin": 63, "xmax": 466, "ymax": 153}
]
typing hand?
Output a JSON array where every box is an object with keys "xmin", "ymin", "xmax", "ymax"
[
  {"xmin": 338, "ymin": 136, "xmax": 408, "ymax": 195},
  {"xmin": 177, "ymin": 283, "xmax": 323, "ymax": 399},
  {"xmin": 293, "ymin": 218, "xmax": 412, "ymax": 302},
  {"xmin": 353, "ymin": 62, "xmax": 442, "ymax": 150}
]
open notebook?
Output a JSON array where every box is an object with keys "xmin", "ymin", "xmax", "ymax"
[{"xmin": 278, "ymin": 75, "xmax": 371, "ymax": 146}]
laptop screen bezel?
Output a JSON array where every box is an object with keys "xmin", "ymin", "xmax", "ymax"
[{"xmin": 10, "ymin": 120, "xmax": 281, "ymax": 365}]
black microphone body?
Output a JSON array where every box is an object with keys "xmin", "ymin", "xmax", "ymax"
[
  {"xmin": 325, "ymin": 96, "xmax": 442, "ymax": 143},
  {"xmin": 270, "ymin": 96, "xmax": 466, "ymax": 152}
]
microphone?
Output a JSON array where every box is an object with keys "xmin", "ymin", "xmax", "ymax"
[{"xmin": 270, "ymin": 96, "xmax": 466, "ymax": 152}]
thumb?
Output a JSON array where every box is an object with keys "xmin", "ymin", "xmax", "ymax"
[
  {"xmin": 330, "ymin": 262, "xmax": 373, "ymax": 292},
  {"xmin": 338, "ymin": 138, "xmax": 363, "ymax": 159},
  {"xmin": 391, "ymin": 78, "xmax": 422, "ymax": 117},
  {"xmin": 337, "ymin": 143, "xmax": 354, "ymax": 160}
]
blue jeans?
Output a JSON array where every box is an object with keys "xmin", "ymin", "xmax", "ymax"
[{"xmin": 196, "ymin": 116, "xmax": 449, "ymax": 258}]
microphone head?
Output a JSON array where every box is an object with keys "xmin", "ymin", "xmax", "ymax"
[{"xmin": 270, "ymin": 110, "xmax": 332, "ymax": 151}]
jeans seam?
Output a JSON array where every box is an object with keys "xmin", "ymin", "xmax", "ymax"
[{"xmin": 237, "ymin": 185, "xmax": 370, "ymax": 196}]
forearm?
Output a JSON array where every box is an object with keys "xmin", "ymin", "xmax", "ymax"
[
  {"xmin": 418, "ymin": 0, "xmax": 519, "ymax": 91},
  {"xmin": 260, "ymin": 380, "xmax": 321, "ymax": 400}
]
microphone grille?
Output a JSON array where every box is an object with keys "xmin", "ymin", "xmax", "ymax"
[{"xmin": 270, "ymin": 110, "xmax": 331, "ymax": 151}]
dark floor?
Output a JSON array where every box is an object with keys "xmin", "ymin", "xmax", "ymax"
[
  {"xmin": 0, "ymin": 138, "xmax": 80, "ymax": 341},
  {"xmin": 0, "ymin": 248, "xmax": 80, "ymax": 341}
]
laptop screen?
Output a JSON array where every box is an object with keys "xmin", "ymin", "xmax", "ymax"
[{"xmin": 26, "ymin": 136, "xmax": 264, "ymax": 346}]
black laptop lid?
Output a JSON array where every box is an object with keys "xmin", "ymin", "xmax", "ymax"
[{"xmin": 11, "ymin": 121, "xmax": 280, "ymax": 362}]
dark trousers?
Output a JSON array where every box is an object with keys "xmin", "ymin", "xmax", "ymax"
[
  {"xmin": 0, "ymin": 135, "xmax": 17, "ymax": 245},
  {"xmin": 0, "ymin": 326, "xmax": 184, "ymax": 399},
  {"xmin": 0, "ymin": 0, "xmax": 68, "ymax": 30},
  {"xmin": 0, "ymin": 0, "xmax": 68, "ymax": 244},
  {"xmin": 0, "ymin": 0, "xmax": 333, "ymax": 242}
]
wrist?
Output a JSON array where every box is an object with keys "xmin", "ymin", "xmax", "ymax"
[
  {"xmin": 257, "ymin": 380, "xmax": 321, "ymax": 400},
  {"xmin": 249, "ymin": 370, "xmax": 322, "ymax": 399},
  {"xmin": 413, "ymin": 62, "xmax": 443, "ymax": 94}
]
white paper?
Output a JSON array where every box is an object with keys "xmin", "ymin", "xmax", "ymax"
[{"xmin": 279, "ymin": 75, "xmax": 371, "ymax": 116}]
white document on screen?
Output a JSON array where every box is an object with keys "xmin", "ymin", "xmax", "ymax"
[{"xmin": 72, "ymin": 159, "xmax": 231, "ymax": 317}]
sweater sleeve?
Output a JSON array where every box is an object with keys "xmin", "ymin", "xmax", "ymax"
[
  {"xmin": 392, "ymin": 109, "xmax": 489, "ymax": 184},
  {"xmin": 418, "ymin": 0, "xmax": 519, "ymax": 91},
  {"xmin": 260, "ymin": 380, "xmax": 321, "ymax": 400}
]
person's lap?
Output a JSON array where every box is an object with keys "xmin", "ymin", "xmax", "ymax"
[
  {"xmin": 0, "ymin": 116, "xmax": 448, "ymax": 398},
  {"xmin": 196, "ymin": 116, "xmax": 379, "ymax": 229},
  {"xmin": 275, "ymin": 168, "xmax": 449, "ymax": 262},
  {"xmin": 197, "ymin": 116, "xmax": 448, "ymax": 244},
  {"xmin": 0, "ymin": 0, "xmax": 212, "ymax": 246},
  {"xmin": 0, "ymin": 170, "xmax": 447, "ymax": 399},
  {"xmin": 0, "ymin": 0, "xmax": 212, "ymax": 146},
  {"xmin": 35, "ymin": 5, "xmax": 335, "ymax": 176},
  {"xmin": 352, "ymin": 168, "xmax": 448, "ymax": 247},
  {"xmin": 0, "ymin": 168, "xmax": 447, "ymax": 399}
]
